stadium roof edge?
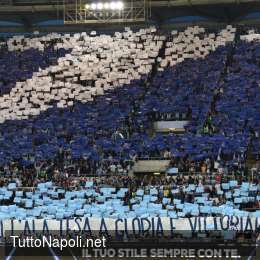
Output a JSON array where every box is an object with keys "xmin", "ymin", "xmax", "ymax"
[{"xmin": 0, "ymin": 0, "xmax": 260, "ymax": 32}]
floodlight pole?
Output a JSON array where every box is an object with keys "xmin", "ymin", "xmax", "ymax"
[{"xmin": 64, "ymin": 0, "xmax": 150, "ymax": 24}]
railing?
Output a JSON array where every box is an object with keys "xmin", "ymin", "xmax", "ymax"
[{"xmin": 137, "ymin": 157, "xmax": 170, "ymax": 160}]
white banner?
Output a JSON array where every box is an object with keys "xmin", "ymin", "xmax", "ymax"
[{"xmin": 0, "ymin": 216, "xmax": 259, "ymax": 237}]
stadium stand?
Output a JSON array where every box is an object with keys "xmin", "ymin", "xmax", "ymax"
[
  {"xmin": 0, "ymin": 25, "xmax": 258, "ymax": 220},
  {"xmin": 0, "ymin": 177, "xmax": 259, "ymax": 220},
  {"xmin": 0, "ymin": 44, "xmax": 68, "ymax": 95}
]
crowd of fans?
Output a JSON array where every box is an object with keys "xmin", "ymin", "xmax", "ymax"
[
  {"xmin": 0, "ymin": 26, "xmax": 258, "ymax": 220},
  {"xmin": 0, "ymin": 170, "xmax": 258, "ymax": 219}
]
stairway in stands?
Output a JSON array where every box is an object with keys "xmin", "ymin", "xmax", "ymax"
[
  {"xmin": 245, "ymin": 142, "xmax": 257, "ymax": 171},
  {"xmin": 131, "ymin": 35, "xmax": 170, "ymax": 174}
]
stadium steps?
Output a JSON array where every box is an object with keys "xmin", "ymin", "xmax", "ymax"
[
  {"xmin": 245, "ymin": 143, "xmax": 257, "ymax": 169},
  {"xmin": 132, "ymin": 159, "xmax": 170, "ymax": 174},
  {"xmin": 145, "ymin": 36, "xmax": 168, "ymax": 138},
  {"xmin": 203, "ymin": 33, "xmax": 237, "ymax": 133}
]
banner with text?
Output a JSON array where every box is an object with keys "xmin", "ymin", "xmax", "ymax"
[{"xmin": 1, "ymin": 216, "xmax": 259, "ymax": 238}]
